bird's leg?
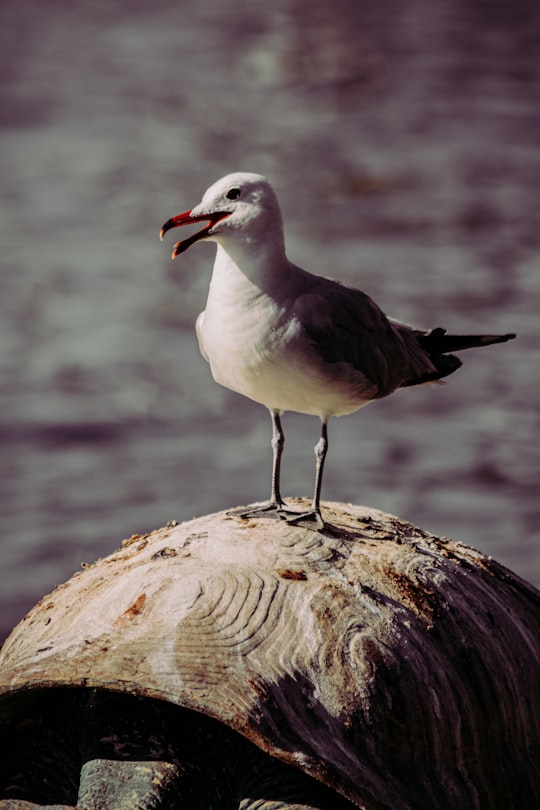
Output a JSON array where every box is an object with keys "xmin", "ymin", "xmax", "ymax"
[
  {"xmin": 312, "ymin": 421, "xmax": 328, "ymax": 516},
  {"xmin": 269, "ymin": 409, "xmax": 286, "ymax": 507},
  {"xmin": 227, "ymin": 410, "xmax": 295, "ymax": 520},
  {"xmin": 285, "ymin": 421, "xmax": 328, "ymax": 530}
]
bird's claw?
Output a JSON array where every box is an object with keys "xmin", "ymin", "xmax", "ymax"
[
  {"xmin": 227, "ymin": 502, "xmax": 325, "ymax": 531},
  {"xmin": 282, "ymin": 510, "xmax": 325, "ymax": 531},
  {"xmin": 226, "ymin": 501, "xmax": 293, "ymax": 521}
]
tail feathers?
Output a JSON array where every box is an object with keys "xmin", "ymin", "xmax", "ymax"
[
  {"xmin": 401, "ymin": 327, "xmax": 515, "ymax": 388},
  {"xmin": 401, "ymin": 352, "xmax": 462, "ymax": 387},
  {"xmin": 417, "ymin": 327, "xmax": 516, "ymax": 355}
]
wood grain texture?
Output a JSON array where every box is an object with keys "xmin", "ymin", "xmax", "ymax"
[
  {"xmin": 0, "ymin": 501, "xmax": 539, "ymax": 810},
  {"xmin": 76, "ymin": 760, "xmax": 180, "ymax": 810}
]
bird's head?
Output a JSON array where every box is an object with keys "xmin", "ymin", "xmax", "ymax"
[{"xmin": 160, "ymin": 172, "xmax": 284, "ymax": 259}]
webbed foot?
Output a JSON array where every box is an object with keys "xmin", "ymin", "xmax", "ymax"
[
  {"xmin": 282, "ymin": 509, "xmax": 325, "ymax": 531},
  {"xmin": 226, "ymin": 501, "xmax": 299, "ymax": 521}
]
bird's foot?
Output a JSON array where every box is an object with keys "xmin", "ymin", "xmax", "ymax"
[
  {"xmin": 227, "ymin": 502, "xmax": 326, "ymax": 531},
  {"xmin": 226, "ymin": 500, "xmax": 297, "ymax": 521},
  {"xmin": 282, "ymin": 509, "xmax": 325, "ymax": 531}
]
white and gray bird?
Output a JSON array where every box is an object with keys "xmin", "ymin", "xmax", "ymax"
[{"xmin": 160, "ymin": 172, "xmax": 515, "ymax": 529}]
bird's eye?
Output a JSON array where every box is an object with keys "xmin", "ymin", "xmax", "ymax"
[{"xmin": 226, "ymin": 187, "xmax": 241, "ymax": 200}]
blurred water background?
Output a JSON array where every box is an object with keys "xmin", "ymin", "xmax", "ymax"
[{"xmin": 1, "ymin": 0, "xmax": 539, "ymax": 642}]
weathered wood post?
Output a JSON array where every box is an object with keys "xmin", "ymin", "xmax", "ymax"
[{"xmin": 0, "ymin": 501, "xmax": 539, "ymax": 809}]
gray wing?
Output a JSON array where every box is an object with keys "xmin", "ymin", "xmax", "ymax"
[{"xmin": 293, "ymin": 279, "xmax": 438, "ymax": 397}]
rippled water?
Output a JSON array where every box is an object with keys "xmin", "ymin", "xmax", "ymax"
[{"xmin": 1, "ymin": 0, "xmax": 539, "ymax": 641}]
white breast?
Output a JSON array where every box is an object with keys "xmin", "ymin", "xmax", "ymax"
[
  {"xmin": 197, "ymin": 293, "xmax": 373, "ymax": 418},
  {"xmin": 194, "ymin": 244, "xmax": 377, "ymax": 418}
]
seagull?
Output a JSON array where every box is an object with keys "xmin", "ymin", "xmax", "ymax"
[{"xmin": 160, "ymin": 172, "xmax": 515, "ymax": 529}]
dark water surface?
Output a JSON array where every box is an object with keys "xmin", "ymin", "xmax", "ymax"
[{"xmin": 1, "ymin": 0, "xmax": 539, "ymax": 641}]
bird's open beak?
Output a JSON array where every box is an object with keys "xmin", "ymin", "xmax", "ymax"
[{"xmin": 160, "ymin": 210, "xmax": 231, "ymax": 258}]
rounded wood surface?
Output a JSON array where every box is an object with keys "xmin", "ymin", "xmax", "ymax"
[{"xmin": 1, "ymin": 501, "xmax": 539, "ymax": 809}]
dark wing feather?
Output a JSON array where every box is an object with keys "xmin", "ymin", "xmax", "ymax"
[
  {"xmin": 293, "ymin": 279, "xmax": 437, "ymax": 397},
  {"xmin": 289, "ymin": 269, "xmax": 515, "ymax": 397}
]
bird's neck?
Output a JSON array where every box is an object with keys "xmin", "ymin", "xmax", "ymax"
[{"xmin": 209, "ymin": 230, "xmax": 289, "ymax": 301}]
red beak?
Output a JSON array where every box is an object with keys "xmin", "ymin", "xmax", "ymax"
[{"xmin": 160, "ymin": 210, "xmax": 231, "ymax": 258}]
